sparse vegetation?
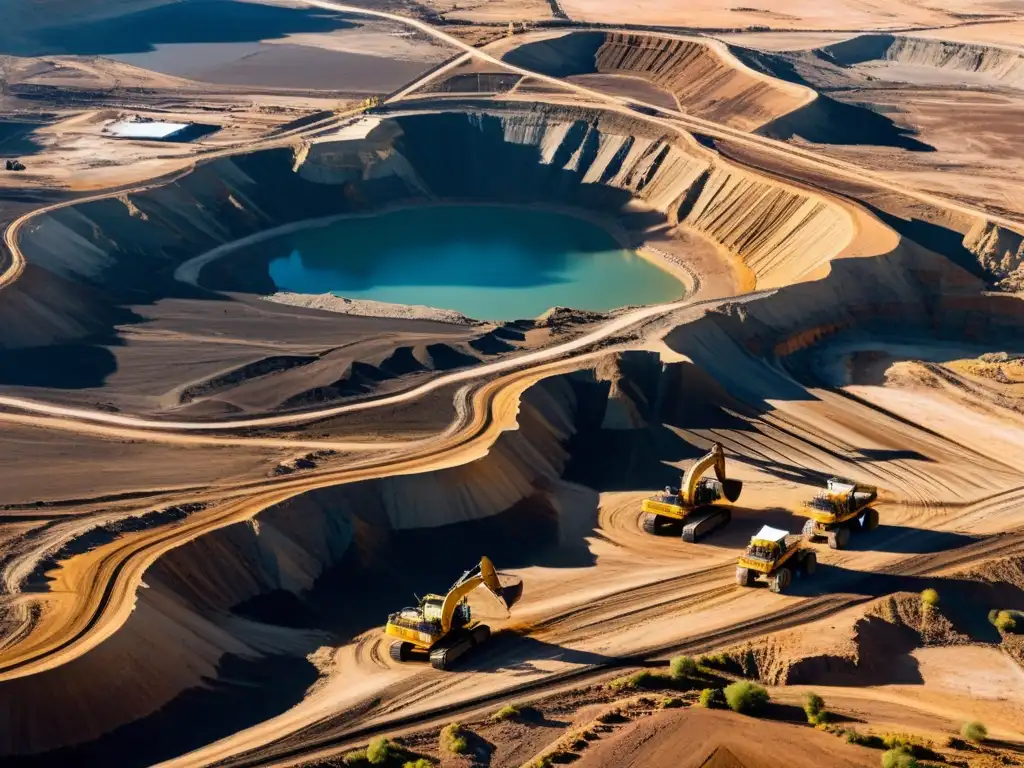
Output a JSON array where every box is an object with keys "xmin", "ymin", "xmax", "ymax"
[
  {"xmin": 880, "ymin": 733, "xmax": 939, "ymax": 761},
  {"xmin": 802, "ymin": 691, "xmax": 828, "ymax": 725},
  {"xmin": 659, "ymin": 696, "xmax": 684, "ymax": 709},
  {"xmin": 343, "ymin": 750, "xmax": 368, "ymax": 766},
  {"xmin": 440, "ymin": 723, "xmax": 468, "ymax": 755},
  {"xmin": 699, "ymin": 687, "xmax": 726, "ymax": 709},
  {"xmin": 961, "ymin": 721, "xmax": 988, "ymax": 744},
  {"xmin": 403, "ymin": 761, "xmax": 432, "ymax": 768},
  {"xmin": 989, "ymin": 609, "xmax": 1023, "ymax": 633},
  {"xmin": 881, "ymin": 747, "xmax": 919, "ymax": 768},
  {"xmin": 723, "ymin": 680, "xmax": 770, "ymax": 714},
  {"xmin": 920, "ymin": 588, "xmax": 940, "ymax": 609},
  {"xmin": 491, "ymin": 703, "xmax": 522, "ymax": 721},
  {"xmin": 670, "ymin": 655, "xmax": 699, "ymax": 679},
  {"xmin": 844, "ymin": 729, "xmax": 886, "ymax": 749},
  {"xmin": 365, "ymin": 737, "xmax": 405, "ymax": 765}
]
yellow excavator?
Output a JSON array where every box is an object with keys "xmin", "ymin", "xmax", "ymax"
[
  {"xmin": 384, "ymin": 557, "xmax": 522, "ymax": 670},
  {"xmin": 802, "ymin": 477, "xmax": 879, "ymax": 549},
  {"xmin": 641, "ymin": 443, "xmax": 743, "ymax": 542}
]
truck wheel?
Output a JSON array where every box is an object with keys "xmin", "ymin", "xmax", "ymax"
[
  {"xmin": 801, "ymin": 551, "xmax": 817, "ymax": 576},
  {"xmin": 735, "ymin": 567, "xmax": 755, "ymax": 587},
  {"xmin": 861, "ymin": 507, "xmax": 879, "ymax": 532},
  {"xmin": 389, "ymin": 641, "xmax": 414, "ymax": 662},
  {"xmin": 802, "ymin": 518, "xmax": 817, "ymax": 540},
  {"xmin": 828, "ymin": 527, "xmax": 851, "ymax": 550},
  {"xmin": 769, "ymin": 567, "xmax": 792, "ymax": 594}
]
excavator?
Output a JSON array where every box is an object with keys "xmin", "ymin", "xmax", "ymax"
[
  {"xmin": 641, "ymin": 443, "xmax": 743, "ymax": 542},
  {"xmin": 802, "ymin": 477, "xmax": 879, "ymax": 549},
  {"xmin": 384, "ymin": 557, "xmax": 522, "ymax": 670}
]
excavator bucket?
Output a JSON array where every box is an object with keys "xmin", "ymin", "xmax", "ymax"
[
  {"xmin": 499, "ymin": 579, "xmax": 524, "ymax": 610},
  {"xmin": 721, "ymin": 479, "xmax": 743, "ymax": 503}
]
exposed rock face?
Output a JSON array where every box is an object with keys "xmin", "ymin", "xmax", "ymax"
[
  {"xmin": 822, "ymin": 34, "xmax": 1024, "ymax": 88},
  {"xmin": 501, "ymin": 31, "xmax": 813, "ymax": 130},
  {"xmin": 964, "ymin": 220, "xmax": 1024, "ymax": 291}
]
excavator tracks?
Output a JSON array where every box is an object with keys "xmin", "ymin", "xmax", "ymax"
[
  {"xmin": 428, "ymin": 625, "xmax": 490, "ymax": 671},
  {"xmin": 681, "ymin": 508, "xmax": 732, "ymax": 543}
]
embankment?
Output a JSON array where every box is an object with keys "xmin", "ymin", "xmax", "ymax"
[
  {"xmin": 0, "ymin": 369, "xmax": 584, "ymax": 764},
  {"xmin": 499, "ymin": 31, "xmax": 814, "ymax": 130},
  {"xmin": 820, "ymin": 34, "xmax": 1024, "ymax": 89}
]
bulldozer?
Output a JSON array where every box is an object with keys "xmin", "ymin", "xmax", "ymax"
[
  {"xmin": 802, "ymin": 477, "xmax": 879, "ymax": 549},
  {"xmin": 736, "ymin": 524, "xmax": 816, "ymax": 593},
  {"xmin": 641, "ymin": 443, "xmax": 743, "ymax": 542},
  {"xmin": 384, "ymin": 557, "xmax": 522, "ymax": 670}
]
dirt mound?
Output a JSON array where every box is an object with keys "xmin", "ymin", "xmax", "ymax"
[
  {"xmin": 964, "ymin": 220, "xmax": 1024, "ymax": 291},
  {"xmin": 574, "ymin": 706, "xmax": 878, "ymax": 768},
  {"xmin": 502, "ymin": 31, "xmax": 812, "ymax": 130}
]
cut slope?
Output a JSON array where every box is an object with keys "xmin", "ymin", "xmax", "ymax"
[{"xmin": 499, "ymin": 31, "xmax": 813, "ymax": 130}]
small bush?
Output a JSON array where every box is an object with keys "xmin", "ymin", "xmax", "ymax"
[
  {"xmin": 367, "ymin": 737, "xmax": 397, "ymax": 765},
  {"xmin": 920, "ymin": 589, "xmax": 940, "ymax": 609},
  {"xmin": 491, "ymin": 703, "xmax": 521, "ymax": 722},
  {"xmin": 698, "ymin": 688, "xmax": 725, "ymax": 709},
  {"xmin": 403, "ymin": 761, "xmax": 432, "ymax": 768},
  {"xmin": 723, "ymin": 681, "xmax": 770, "ymax": 714},
  {"xmin": 440, "ymin": 723, "xmax": 468, "ymax": 755},
  {"xmin": 670, "ymin": 656, "xmax": 699, "ymax": 679},
  {"xmin": 803, "ymin": 692, "xmax": 826, "ymax": 724},
  {"xmin": 961, "ymin": 721, "xmax": 987, "ymax": 744},
  {"xmin": 343, "ymin": 750, "xmax": 368, "ymax": 766},
  {"xmin": 659, "ymin": 696, "xmax": 684, "ymax": 709},
  {"xmin": 881, "ymin": 747, "xmax": 919, "ymax": 768},
  {"xmin": 990, "ymin": 609, "xmax": 1023, "ymax": 634},
  {"xmin": 844, "ymin": 729, "xmax": 885, "ymax": 749}
]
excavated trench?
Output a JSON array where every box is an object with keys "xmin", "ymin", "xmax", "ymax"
[
  {"xmin": 4, "ymin": 94, "xmax": 1024, "ymax": 764},
  {"xmin": 0, "ymin": 350, "xmax": 698, "ymax": 767},
  {"xmin": 2, "ymin": 102, "xmax": 854, "ymax": 417}
]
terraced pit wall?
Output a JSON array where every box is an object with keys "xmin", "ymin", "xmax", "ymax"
[
  {"xmin": 0, "ymin": 351, "xmax": 680, "ymax": 766},
  {"xmin": 5, "ymin": 104, "xmax": 852, "ymax": 353}
]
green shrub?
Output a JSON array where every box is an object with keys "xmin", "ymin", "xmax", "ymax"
[
  {"xmin": 491, "ymin": 703, "xmax": 521, "ymax": 722},
  {"xmin": 403, "ymin": 761, "xmax": 432, "ymax": 768},
  {"xmin": 698, "ymin": 688, "xmax": 725, "ymax": 709},
  {"xmin": 844, "ymin": 729, "xmax": 885, "ymax": 749},
  {"xmin": 961, "ymin": 721, "xmax": 987, "ymax": 743},
  {"xmin": 881, "ymin": 747, "xmax": 919, "ymax": 768},
  {"xmin": 670, "ymin": 656, "xmax": 699, "ymax": 679},
  {"xmin": 990, "ymin": 610, "xmax": 1023, "ymax": 633},
  {"xmin": 343, "ymin": 750, "xmax": 368, "ymax": 766},
  {"xmin": 723, "ymin": 681, "xmax": 770, "ymax": 714},
  {"xmin": 803, "ymin": 692, "xmax": 826, "ymax": 724},
  {"xmin": 659, "ymin": 696, "xmax": 684, "ymax": 709},
  {"xmin": 440, "ymin": 723, "xmax": 468, "ymax": 755},
  {"xmin": 367, "ymin": 737, "xmax": 396, "ymax": 765},
  {"xmin": 920, "ymin": 589, "xmax": 939, "ymax": 609}
]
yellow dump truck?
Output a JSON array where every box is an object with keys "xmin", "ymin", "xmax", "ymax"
[
  {"xmin": 736, "ymin": 525, "xmax": 817, "ymax": 593},
  {"xmin": 802, "ymin": 477, "xmax": 879, "ymax": 549}
]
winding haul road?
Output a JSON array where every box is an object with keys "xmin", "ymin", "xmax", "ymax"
[{"xmin": 1, "ymin": 4, "xmax": 1023, "ymax": 768}]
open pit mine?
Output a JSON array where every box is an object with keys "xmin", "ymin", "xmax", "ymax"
[{"xmin": 1, "ymin": 3, "xmax": 1024, "ymax": 768}]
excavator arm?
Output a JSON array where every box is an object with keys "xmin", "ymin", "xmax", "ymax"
[
  {"xmin": 440, "ymin": 556, "xmax": 503, "ymax": 634},
  {"xmin": 680, "ymin": 443, "xmax": 727, "ymax": 505}
]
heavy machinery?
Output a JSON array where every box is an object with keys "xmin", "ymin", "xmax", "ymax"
[
  {"xmin": 802, "ymin": 477, "xmax": 879, "ymax": 549},
  {"xmin": 736, "ymin": 524, "xmax": 816, "ymax": 593},
  {"xmin": 384, "ymin": 557, "xmax": 521, "ymax": 670},
  {"xmin": 641, "ymin": 443, "xmax": 743, "ymax": 542}
]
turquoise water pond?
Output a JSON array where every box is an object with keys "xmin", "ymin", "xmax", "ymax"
[{"xmin": 266, "ymin": 205, "xmax": 684, "ymax": 321}]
